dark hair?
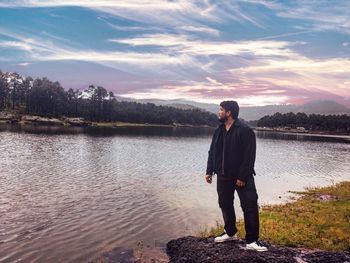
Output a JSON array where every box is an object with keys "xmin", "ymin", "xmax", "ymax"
[{"xmin": 220, "ymin": 100, "xmax": 239, "ymax": 119}]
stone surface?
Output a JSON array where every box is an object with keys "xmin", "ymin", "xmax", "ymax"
[{"xmin": 166, "ymin": 236, "xmax": 350, "ymax": 263}]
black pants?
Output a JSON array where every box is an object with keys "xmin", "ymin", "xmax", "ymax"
[{"xmin": 217, "ymin": 176, "xmax": 259, "ymax": 243}]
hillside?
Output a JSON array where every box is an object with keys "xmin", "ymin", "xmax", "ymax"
[{"xmin": 125, "ymin": 98, "xmax": 350, "ymax": 121}]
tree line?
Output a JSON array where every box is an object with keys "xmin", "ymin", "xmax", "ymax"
[
  {"xmin": 0, "ymin": 71, "xmax": 219, "ymax": 126},
  {"xmin": 257, "ymin": 112, "xmax": 350, "ymax": 132}
]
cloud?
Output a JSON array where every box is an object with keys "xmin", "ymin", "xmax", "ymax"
[
  {"xmin": 0, "ymin": 40, "xmax": 33, "ymax": 51},
  {"xmin": 228, "ymin": 56, "xmax": 350, "ymax": 100},
  {"xmin": 17, "ymin": 62, "xmax": 32, "ymax": 66},
  {"xmin": 0, "ymin": 28, "xmax": 197, "ymax": 82},
  {"xmin": 1, "ymin": 26, "xmax": 349, "ymax": 105},
  {"xmin": 110, "ymin": 33, "xmax": 297, "ymax": 58},
  {"xmin": 97, "ymin": 17, "xmax": 145, "ymax": 31},
  {"xmin": 119, "ymin": 78, "xmax": 291, "ymax": 106},
  {"xmin": 1, "ymin": 28, "xmax": 300, "ymax": 73},
  {"xmin": 109, "ymin": 34, "xmax": 190, "ymax": 47},
  {"xmin": 257, "ymin": 0, "xmax": 350, "ymax": 35},
  {"xmin": 1, "ymin": 1, "xmax": 349, "ymax": 105},
  {"xmin": 258, "ymin": 30, "xmax": 314, "ymax": 40},
  {"xmin": 0, "ymin": 0, "xmax": 264, "ymax": 31},
  {"xmin": 45, "ymin": 50, "xmax": 190, "ymax": 66},
  {"xmin": 177, "ymin": 26, "xmax": 220, "ymax": 36}
]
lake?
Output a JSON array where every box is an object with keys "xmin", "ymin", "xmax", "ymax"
[{"xmin": 1, "ymin": 124, "xmax": 349, "ymax": 262}]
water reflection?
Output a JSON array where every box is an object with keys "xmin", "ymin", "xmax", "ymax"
[{"xmin": 1, "ymin": 123, "xmax": 349, "ymax": 143}]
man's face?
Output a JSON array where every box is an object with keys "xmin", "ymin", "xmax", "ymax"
[{"xmin": 218, "ymin": 106, "xmax": 230, "ymax": 123}]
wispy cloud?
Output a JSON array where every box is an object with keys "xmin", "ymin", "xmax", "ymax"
[
  {"xmin": 97, "ymin": 16, "xmax": 147, "ymax": 31},
  {"xmin": 0, "ymin": 0, "xmax": 264, "ymax": 31},
  {"xmin": 0, "ymin": 28, "xmax": 193, "ymax": 76},
  {"xmin": 110, "ymin": 34, "xmax": 297, "ymax": 58},
  {"xmin": 177, "ymin": 25, "xmax": 220, "ymax": 36},
  {"xmin": 109, "ymin": 34, "xmax": 190, "ymax": 47},
  {"xmin": 0, "ymin": 0, "xmax": 349, "ymax": 106},
  {"xmin": 120, "ymin": 78, "xmax": 291, "ymax": 106},
  {"xmin": 257, "ymin": 0, "xmax": 350, "ymax": 35},
  {"xmin": 17, "ymin": 62, "xmax": 32, "ymax": 66},
  {"xmin": 0, "ymin": 40, "xmax": 33, "ymax": 51},
  {"xmin": 1, "ymin": 26, "xmax": 349, "ymax": 105},
  {"xmin": 229, "ymin": 57, "xmax": 350, "ymax": 98},
  {"xmin": 45, "ymin": 50, "xmax": 190, "ymax": 66},
  {"xmin": 258, "ymin": 30, "xmax": 314, "ymax": 40}
]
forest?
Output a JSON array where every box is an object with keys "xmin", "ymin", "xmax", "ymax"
[
  {"xmin": 0, "ymin": 71, "xmax": 218, "ymax": 126},
  {"xmin": 257, "ymin": 112, "xmax": 350, "ymax": 132},
  {"xmin": 1, "ymin": 71, "xmax": 349, "ymax": 131}
]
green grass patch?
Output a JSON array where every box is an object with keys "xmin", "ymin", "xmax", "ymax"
[{"xmin": 200, "ymin": 181, "xmax": 350, "ymax": 251}]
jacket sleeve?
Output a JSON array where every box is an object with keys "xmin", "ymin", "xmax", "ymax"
[
  {"xmin": 237, "ymin": 128, "xmax": 256, "ymax": 182},
  {"xmin": 206, "ymin": 131, "xmax": 216, "ymax": 175}
]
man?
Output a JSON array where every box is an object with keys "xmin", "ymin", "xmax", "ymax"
[{"xmin": 205, "ymin": 100, "xmax": 267, "ymax": 252}]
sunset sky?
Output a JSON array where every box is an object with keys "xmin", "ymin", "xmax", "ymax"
[{"xmin": 0, "ymin": 0, "xmax": 349, "ymax": 106}]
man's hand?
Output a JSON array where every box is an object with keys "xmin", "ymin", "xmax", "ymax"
[
  {"xmin": 236, "ymin": 179, "xmax": 245, "ymax": 187},
  {"xmin": 205, "ymin": 174, "xmax": 213, "ymax": 184}
]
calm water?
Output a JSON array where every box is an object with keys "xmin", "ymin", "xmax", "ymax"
[{"xmin": 0, "ymin": 125, "xmax": 349, "ymax": 262}]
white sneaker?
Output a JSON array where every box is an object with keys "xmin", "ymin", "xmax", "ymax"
[
  {"xmin": 214, "ymin": 232, "xmax": 237, "ymax": 243},
  {"xmin": 246, "ymin": 240, "xmax": 268, "ymax": 252}
]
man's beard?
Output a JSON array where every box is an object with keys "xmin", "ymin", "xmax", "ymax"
[{"xmin": 219, "ymin": 116, "xmax": 227, "ymax": 123}]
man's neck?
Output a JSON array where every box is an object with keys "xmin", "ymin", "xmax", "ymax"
[{"xmin": 224, "ymin": 118, "xmax": 235, "ymax": 131}]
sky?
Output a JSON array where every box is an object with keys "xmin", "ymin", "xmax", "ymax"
[{"xmin": 0, "ymin": 0, "xmax": 349, "ymax": 106}]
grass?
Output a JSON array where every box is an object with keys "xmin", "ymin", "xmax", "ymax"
[{"xmin": 200, "ymin": 181, "xmax": 350, "ymax": 251}]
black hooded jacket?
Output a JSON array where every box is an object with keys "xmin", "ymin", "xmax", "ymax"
[{"xmin": 206, "ymin": 119, "xmax": 256, "ymax": 182}]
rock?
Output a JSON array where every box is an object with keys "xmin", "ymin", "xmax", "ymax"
[
  {"xmin": 21, "ymin": 115, "xmax": 63, "ymax": 125},
  {"xmin": 22, "ymin": 115, "xmax": 40, "ymax": 122},
  {"xmin": 62, "ymin": 117, "xmax": 89, "ymax": 126},
  {"xmin": 36, "ymin": 117, "xmax": 63, "ymax": 125},
  {"xmin": 166, "ymin": 236, "xmax": 350, "ymax": 263},
  {"xmin": 89, "ymin": 247, "xmax": 134, "ymax": 263},
  {"xmin": 90, "ymin": 245, "xmax": 168, "ymax": 263},
  {"xmin": 0, "ymin": 111, "xmax": 20, "ymax": 122},
  {"xmin": 318, "ymin": 194, "xmax": 335, "ymax": 201}
]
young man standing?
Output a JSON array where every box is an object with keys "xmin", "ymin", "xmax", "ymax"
[{"xmin": 205, "ymin": 100, "xmax": 267, "ymax": 252}]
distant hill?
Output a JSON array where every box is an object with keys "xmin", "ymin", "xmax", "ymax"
[
  {"xmin": 118, "ymin": 98, "xmax": 350, "ymax": 121},
  {"xmin": 239, "ymin": 100, "xmax": 350, "ymax": 120},
  {"xmin": 3, "ymin": 71, "xmax": 349, "ymax": 121},
  {"xmin": 295, "ymin": 100, "xmax": 350, "ymax": 115}
]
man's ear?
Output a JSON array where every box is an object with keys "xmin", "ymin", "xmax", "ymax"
[{"xmin": 226, "ymin": 110, "xmax": 231, "ymax": 117}]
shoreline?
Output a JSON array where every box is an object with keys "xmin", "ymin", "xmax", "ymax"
[
  {"xmin": 166, "ymin": 236, "xmax": 350, "ymax": 263},
  {"xmin": 200, "ymin": 181, "xmax": 350, "ymax": 252},
  {"xmin": 254, "ymin": 127, "xmax": 350, "ymax": 137},
  {"xmin": 94, "ymin": 181, "xmax": 350, "ymax": 262},
  {"xmin": 0, "ymin": 112, "xmax": 214, "ymax": 129},
  {"xmin": 1, "ymin": 116, "xmax": 348, "ymax": 137}
]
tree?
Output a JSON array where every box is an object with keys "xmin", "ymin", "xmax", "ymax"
[
  {"xmin": 0, "ymin": 72, "xmax": 8, "ymax": 110},
  {"xmin": 26, "ymin": 78, "xmax": 67, "ymax": 116},
  {"xmin": 1, "ymin": 70, "xmax": 220, "ymax": 126}
]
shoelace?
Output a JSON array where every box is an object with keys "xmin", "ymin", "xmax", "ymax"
[{"xmin": 255, "ymin": 240, "xmax": 264, "ymax": 247}]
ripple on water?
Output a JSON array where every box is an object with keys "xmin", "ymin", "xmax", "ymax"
[{"xmin": 0, "ymin": 130, "xmax": 349, "ymax": 262}]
